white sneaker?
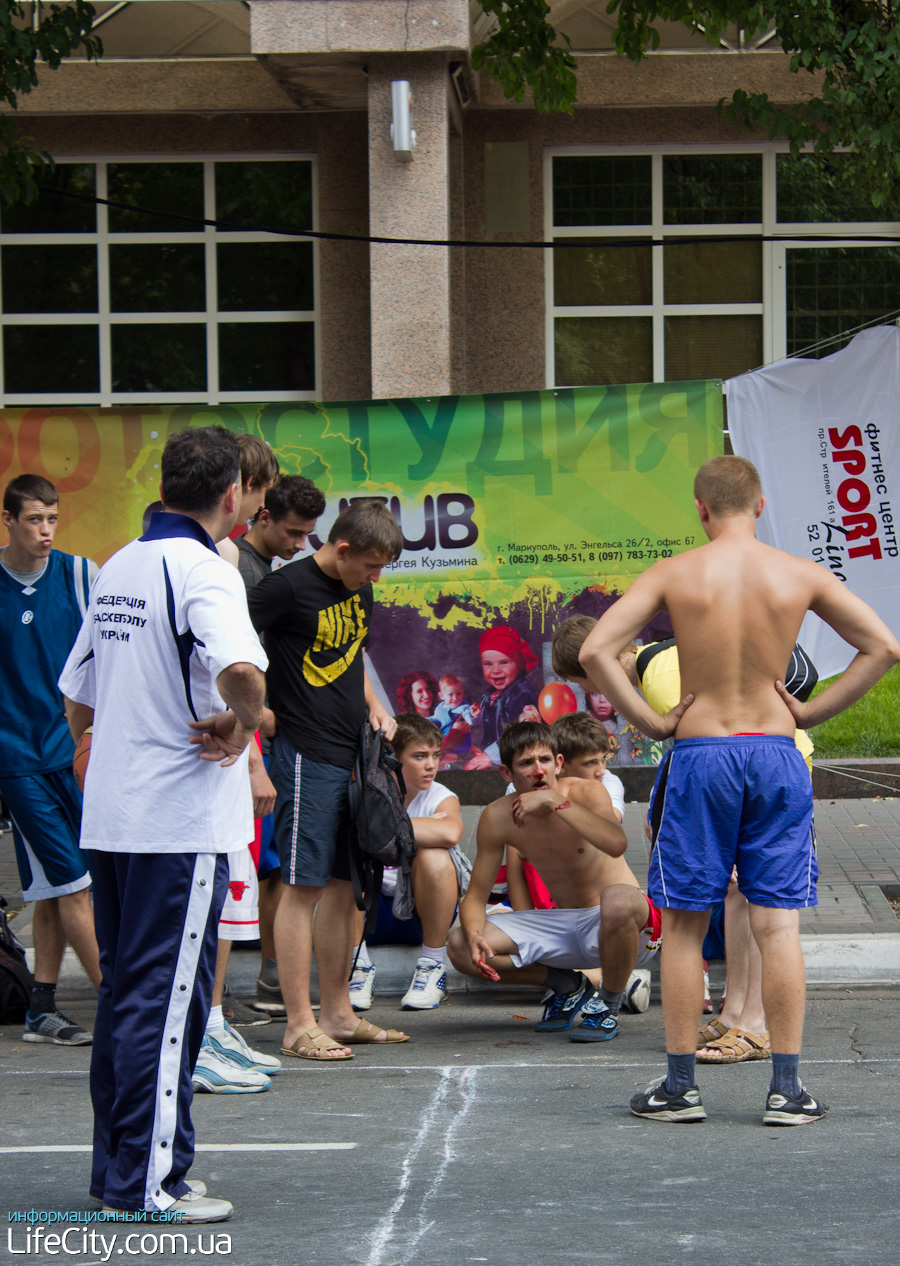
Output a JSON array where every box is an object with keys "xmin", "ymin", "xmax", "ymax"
[
  {"xmin": 205, "ymin": 1022, "xmax": 281, "ymax": 1073},
  {"xmin": 104, "ymin": 1190, "xmax": 232, "ymax": 1224},
  {"xmin": 621, "ymin": 968, "xmax": 652, "ymax": 1014},
  {"xmin": 192, "ymin": 1038, "xmax": 272, "ymax": 1093},
  {"xmin": 401, "ymin": 957, "xmax": 448, "ymax": 1010},
  {"xmin": 349, "ymin": 962, "xmax": 376, "ymax": 1011},
  {"xmin": 90, "ymin": 1180, "xmax": 206, "ymax": 1204}
]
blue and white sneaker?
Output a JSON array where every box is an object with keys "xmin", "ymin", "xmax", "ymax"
[
  {"xmin": 205, "ymin": 1022, "xmax": 281, "ymax": 1073},
  {"xmin": 401, "ymin": 958, "xmax": 448, "ymax": 1010},
  {"xmin": 534, "ymin": 974, "xmax": 593, "ymax": 1032},
  {"xmin": 192, "ymin": 1037, "xmax": 271, "ymax": 1093},
  {"xmin": 349, "ymin": 962, "xmax": 377, "ymax": 1011},
  {"xmin": 569, "ymin": 995, "xmax": 620, "ymax": 1042}
]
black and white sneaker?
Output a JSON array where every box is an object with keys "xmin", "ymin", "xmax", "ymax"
[
  {"xmin": 630, "ymin": 1077, "xmax": 707, "ymax": 1122},
  {"xmin": 763, "ymin": 1085, "xmax": 828, "ymax": 1126},
  {"xmin": 534, "ymin": 974, "xmax": 594, "ymax": 1032}
]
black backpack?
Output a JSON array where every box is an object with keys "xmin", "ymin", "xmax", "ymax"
[
  {"xmin": 348, "ymin": 724, "xmax": 416, "ymax": 931},
  {"xmin": 0, "ymin": 895, "xmax": 35, "ymax": 1023}
]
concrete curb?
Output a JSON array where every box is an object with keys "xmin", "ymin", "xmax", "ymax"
[
  {"xmin": 33, "ymin": 931, "xmax": 900, "ymax": 997},
  {"xmin": 800, "ymin": 933, "xmax": 900, "ymax": 985}
]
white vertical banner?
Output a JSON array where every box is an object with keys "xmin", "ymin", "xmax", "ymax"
[{"xmin": 725, "ymin": 326, "xmax": 900, "ymax": 679}]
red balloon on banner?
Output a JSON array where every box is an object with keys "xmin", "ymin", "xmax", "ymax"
[{"xmin": 538, "ymin": 680, "xmax": 577, "ymax": 724}]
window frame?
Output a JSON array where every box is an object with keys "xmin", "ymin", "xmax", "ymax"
[
  {"xmin": 0, "ymin": 152, "xmax": 320, "ymax": 406},
  {"xmin": 544, "ymin": 143, "xmax": 899, "ymax": 388}
]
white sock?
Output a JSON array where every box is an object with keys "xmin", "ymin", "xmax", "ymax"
[
  {"xmin": 421, "ymin": 944, "xmax": 445, "ymax": 967},
  {"xmin": 206, "ymin": 1005, "xmax": 224, "ymax": 1034},
  {"xmin": 355, "ymin": 941, "xmax": 372, "ymax": 969}
]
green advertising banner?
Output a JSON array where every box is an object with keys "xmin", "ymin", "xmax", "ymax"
[{"xmin": 1, "ymin": 380, "xmax": 722, "ymax": 767}]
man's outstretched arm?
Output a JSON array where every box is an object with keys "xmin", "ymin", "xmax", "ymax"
[
  {"xmin": 579, "ymin": 564, "xmax": 692, "ymax": 740},
  {"xmin": 459, "ymin": 809, "xmax": 506, "ymax": 980},
  {"xmin": 777, "ymin": 574, "xmax": 900, "ymax": 728}
]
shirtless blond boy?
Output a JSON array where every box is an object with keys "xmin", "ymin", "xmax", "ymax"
[
  {"xmin": 447, "ymin": 721, "xmax": 661, "ymax": 1043},
  {"xmin": 580, "ymin": 454, "xmax": 900, "ymax": 1125}
]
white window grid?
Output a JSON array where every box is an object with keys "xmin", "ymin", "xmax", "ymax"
[
  {"xmin": 0, "ymin": 153, "xmax": 320, "ymax": 407},
  {"xmin": 543, "ymin": 143, "xmax": 900, "ymax": 388}
]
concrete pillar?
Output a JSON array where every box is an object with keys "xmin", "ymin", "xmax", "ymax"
[{"xmin": 367, "ymin": 54, "xmax": 451, "ymax": 399}]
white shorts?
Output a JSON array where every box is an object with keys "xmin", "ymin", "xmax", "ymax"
[
  {"xmin": 486, "ymin": 902, "xmax": 660, "ymax": 970},
  {"xmin": 217, "ymin": 848, "xmax": 259, "ymax": 942}
]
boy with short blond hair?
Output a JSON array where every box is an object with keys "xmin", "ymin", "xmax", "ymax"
[
  {"xmin": 549, "ymin": 712, "xmax": 651, "ymax": 1013},
  {"xmin": 550, "ymin": 712, "xmax": 624, "ymax": 823},
  {"xmin": 349, "ymin": 713, "xmax": 467, "ymax": 1011}
]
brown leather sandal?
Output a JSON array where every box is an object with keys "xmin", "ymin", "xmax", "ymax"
[
  {"xmin": 696, "ymin": 1016, "xmax": 729, "ymax": 1048},
  {"xmin": 696, "ymin": 1026, "xmax": 771, "ymax": 1064}
]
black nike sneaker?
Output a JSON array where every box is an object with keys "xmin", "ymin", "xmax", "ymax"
[
  {"xmin": 763, "ymin": 1085, "xmax": 828, "ymax": 1126},
  {"xmin": 630, "ymin": 1076, "xmax": 707, "ymax": 1122}
]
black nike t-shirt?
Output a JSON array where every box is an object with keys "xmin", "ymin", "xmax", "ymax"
[{"xmin": 248, "ymin": 554, "xmax": 372, "ymax": 768}]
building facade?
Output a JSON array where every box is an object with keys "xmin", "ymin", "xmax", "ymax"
[{"xmin": 2, "ymin": 0, "xmax": 898, "ymax": 408}]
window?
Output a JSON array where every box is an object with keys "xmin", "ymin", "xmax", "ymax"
[
  {"xmin": 547, "ymin": 147, "xmax": 900, "ymax": 386},
  {"xmin": 0, "ymin": 157, "xmax": 317, "ymax": 404}
]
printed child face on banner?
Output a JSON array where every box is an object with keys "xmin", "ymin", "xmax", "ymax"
[
  {"xmin": 586, "ymin": 691, "xmax": 616, "ymax": 724},
  {"xmin": 480, "ymin": 649, "xmax": 521, "ymax": 694},
  {"xmin": 441, "ymin": 678, "xmax": 464, "ymax": 708}
]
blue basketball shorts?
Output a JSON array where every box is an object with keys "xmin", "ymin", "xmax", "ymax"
[
  {"xmin": 1, "ymin": 769, "xmax": 91, "ymax": 901},
  {"xmin": 269, "ymin": 734, "xmax": 352, "ymax": 887},
  {"xmin": 647, "ymin": 735, "xmax": 817, "ymax": 911},
  {"xmin": 255, "ymin": 753, "xmax": 279, "ymax": 880}
]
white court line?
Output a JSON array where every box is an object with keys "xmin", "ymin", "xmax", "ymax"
[
  {"xmin": 4, "ymin": 1057, "xmax": 899, "ymax": 1076},
  {"xmin": 272, "ymin": 1057, "xmax": 900, "ymax": 1071},
  {"xmin": 0, "ymin": 1143, "xmax": 356, "ymax": 1154},
  {"xmin": 365, "ymin": 1066, "xmax": 477, "ymax": 1266}
]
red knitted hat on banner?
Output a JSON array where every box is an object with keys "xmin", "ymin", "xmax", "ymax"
[{"xmin": 478, "ymin": 626, "xmax": 538, "ymax": 673}]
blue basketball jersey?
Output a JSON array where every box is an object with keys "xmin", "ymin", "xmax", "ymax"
[{"xmin": 0, "ymin": 549, "xmax": 94, "ymax": 777}]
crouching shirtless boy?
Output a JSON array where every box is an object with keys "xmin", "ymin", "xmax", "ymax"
[{"xmin": 447, "ymin": 721, "xmax": 661, "ymax": 1042}]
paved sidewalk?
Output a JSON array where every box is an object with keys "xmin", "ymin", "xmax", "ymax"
[{"xmin": 3, "ymin": 792, "xmax": 898, "ymax": 993}]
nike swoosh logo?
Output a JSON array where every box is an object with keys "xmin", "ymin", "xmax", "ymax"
[{"xmin": 303, "ymin": 634, "xmax": 365, "ymax": 686}]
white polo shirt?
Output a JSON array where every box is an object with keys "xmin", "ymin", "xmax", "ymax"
[{"xmin": 59, "ymin": 512, "xmax": 268, "ymax": 853}]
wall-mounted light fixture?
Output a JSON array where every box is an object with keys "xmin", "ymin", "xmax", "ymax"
[
  {"xmin": 449, "ymin": 62, "xmax": 470, "ymax": 109},
  {"xmin": 390, "ymin": 80, "xmax": 416, "ymax": 161}
]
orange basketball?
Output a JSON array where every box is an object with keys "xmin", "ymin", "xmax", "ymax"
[
  {"xmin": 72, "ymin": 729, "xmax": 92, "ymax": 792},
  {"xmin": 537, "ymin": 680, "xmax": 577, "ymax": 724}
]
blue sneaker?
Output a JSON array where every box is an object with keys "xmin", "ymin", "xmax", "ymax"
[
  {"xmin": 534, "ymin": 974, "xmax": 593, "ymax": 1032},
  {"xmin": 568, "ymin": 995, "xmax": 619, "ymax": 1042}
]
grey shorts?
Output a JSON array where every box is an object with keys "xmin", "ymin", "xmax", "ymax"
[{"xmin": 486, "ymin": 904, "xmax": 660, "ymax": 970}]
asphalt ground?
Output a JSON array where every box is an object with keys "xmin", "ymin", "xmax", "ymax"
[{"xmin": 2, "ymin": 978, "xmax": 899, "ymax": 1266}]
